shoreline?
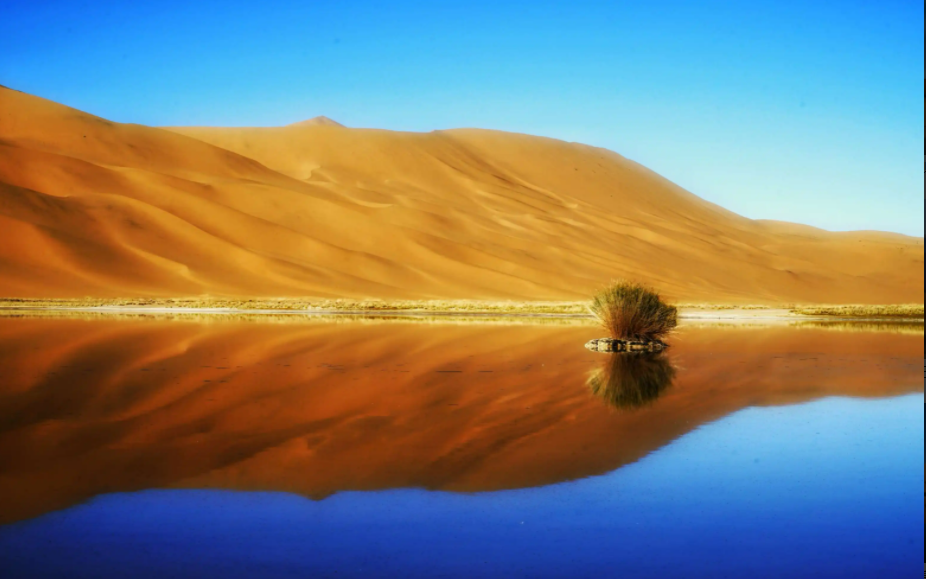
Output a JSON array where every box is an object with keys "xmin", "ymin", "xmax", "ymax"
[{"xmin": 0, "ymin": 304, "xmax": 922, "ymax": 324}]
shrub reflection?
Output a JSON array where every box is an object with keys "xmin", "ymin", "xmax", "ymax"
[{"xmin": 587, "ymin": 353, "xmax": 676, "ymax": 409}]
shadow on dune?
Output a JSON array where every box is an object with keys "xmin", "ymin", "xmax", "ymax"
[{"xmin": 587, "ymin": 353, "xmax": 676, "ymax": 409}]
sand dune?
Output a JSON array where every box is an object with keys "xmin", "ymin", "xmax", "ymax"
[
  {"xmin": 0, "ymin": 85, "xmax": 921, "ymax": 302},
  {"xmin": 288, "ymin": 116, "xmax": 345, "ymax": 128},
  {"xmin": 0, "ymin": 317, "xmax": 920, "ymax": 523}
]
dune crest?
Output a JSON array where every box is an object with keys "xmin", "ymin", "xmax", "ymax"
[
  {"xmin": 287, "ymin": 116, "xmax": 345, "ymax": 128},
  {"xmin": 0, "ymin": 86, "xmax": 921, "ymax": 303}
]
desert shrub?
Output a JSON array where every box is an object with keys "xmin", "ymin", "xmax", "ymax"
[
  {"xmin": 587, "ymin": 353, "xmax": 676, "ymax": 409},
  {"xmin": 589, "ymin": 280, "xmax": 677, "ymax": 341}
]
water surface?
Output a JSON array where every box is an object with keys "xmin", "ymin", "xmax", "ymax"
[{"xmin": 0, "ymin": 317, "xmax": 921, "ymax": 577}]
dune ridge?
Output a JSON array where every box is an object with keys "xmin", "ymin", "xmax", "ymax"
[
  {"xmin": 287, "ymin": 116, "xmax": 345, "ymax": 128},
  {"xmin": 0, "ymin": 86, "xmax": 921, "ymax": 303}
]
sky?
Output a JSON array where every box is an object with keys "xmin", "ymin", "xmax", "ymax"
[{"xmin": 1, "ymin": 0, "xmax": 923, "ymax": 236}]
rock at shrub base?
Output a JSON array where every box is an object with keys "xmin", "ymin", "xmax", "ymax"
[{"xmin": 584, "ymin": 338, "xmax": 667, "ymax": 353}]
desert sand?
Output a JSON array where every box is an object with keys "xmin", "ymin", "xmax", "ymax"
[
  {"xmin": 0, "ymin": 85, "xmax": 922, "ymax": 303},
  {"xmin": 0, "ymin": 317, "xmax": 921, "ymax": 524}
]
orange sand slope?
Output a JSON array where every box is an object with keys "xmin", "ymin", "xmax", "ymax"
[{"xmin": 0, "ymin": 85, "xmax": 922, "ymax": 302}]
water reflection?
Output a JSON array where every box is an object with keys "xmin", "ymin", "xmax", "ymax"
[
  {"xmin": 2, "ymin": 395, "xmax": 921, "ymax": 579},
  {"xmin": 587, "ymin": 353, "xmax": 676, "ymax": 409},
  {"xmin": 0, "ymin": 317, "xmax": 921, "ymax": 525}
]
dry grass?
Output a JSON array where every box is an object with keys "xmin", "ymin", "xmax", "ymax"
[
  {"xmin": 0, "ymin": 297, "xmax": 590, "ymax": 315},
  {"xmin": 0, "ymin": 298, "xmax": 921, "ymax": 320},
  {"xmin": 588, "ymin": 281, "xmax": 678, "ymax": 341},
  {"xmin": 790, "ymin": 304, "xmax": 924, "ymax": 318},
  {"xmin": 675, "ymin": 303, "xmax": 774, "ymax": 310},
  {"xmin": 0, "ymin": 309, "xmax": 598, "ymax": 327}
]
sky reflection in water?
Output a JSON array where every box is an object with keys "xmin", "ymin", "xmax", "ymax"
[
  {"xmin": 0, "ymin": 318, "xmax": 921, "ymax": 577},
  {"xmin": 0, "ymin": 394, "xmax": 921, "ymax": 579}
]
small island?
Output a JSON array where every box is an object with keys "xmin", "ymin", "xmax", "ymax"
[{"xmin": 585, "ymin": 281, "xmax": 677, "ymax": 353}]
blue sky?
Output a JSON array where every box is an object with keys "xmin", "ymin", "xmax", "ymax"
[{"xmin": 1, "ymin": 0, "xmax": 922, "ymax": 235}]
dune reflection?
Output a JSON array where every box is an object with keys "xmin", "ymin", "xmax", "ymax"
[
  {"xmin": 587, "ymin": 353, "xmax": 676, "ymax": 409},
  {"xmin": 0, "ymin": 318, "xmax": 921, "ymax": 524}
]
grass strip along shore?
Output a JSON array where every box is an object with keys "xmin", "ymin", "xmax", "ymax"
[{"xmin": 0, "ymin": 298, "xmax": 922, "ymax": 320}]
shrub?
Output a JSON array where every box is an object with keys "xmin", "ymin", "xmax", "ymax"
[{"xmin": 589, "ymin": 280, "xmax": 677, "ymax": 341}]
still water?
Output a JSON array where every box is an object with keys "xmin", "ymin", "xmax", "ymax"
[{"xmin": 0, "ymin": 316, "xmax": 922, "ymax": 578}]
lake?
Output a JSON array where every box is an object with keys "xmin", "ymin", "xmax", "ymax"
[{"xmin": 0, "ymin": 315, "xmax": 922, "ymax": 578}]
